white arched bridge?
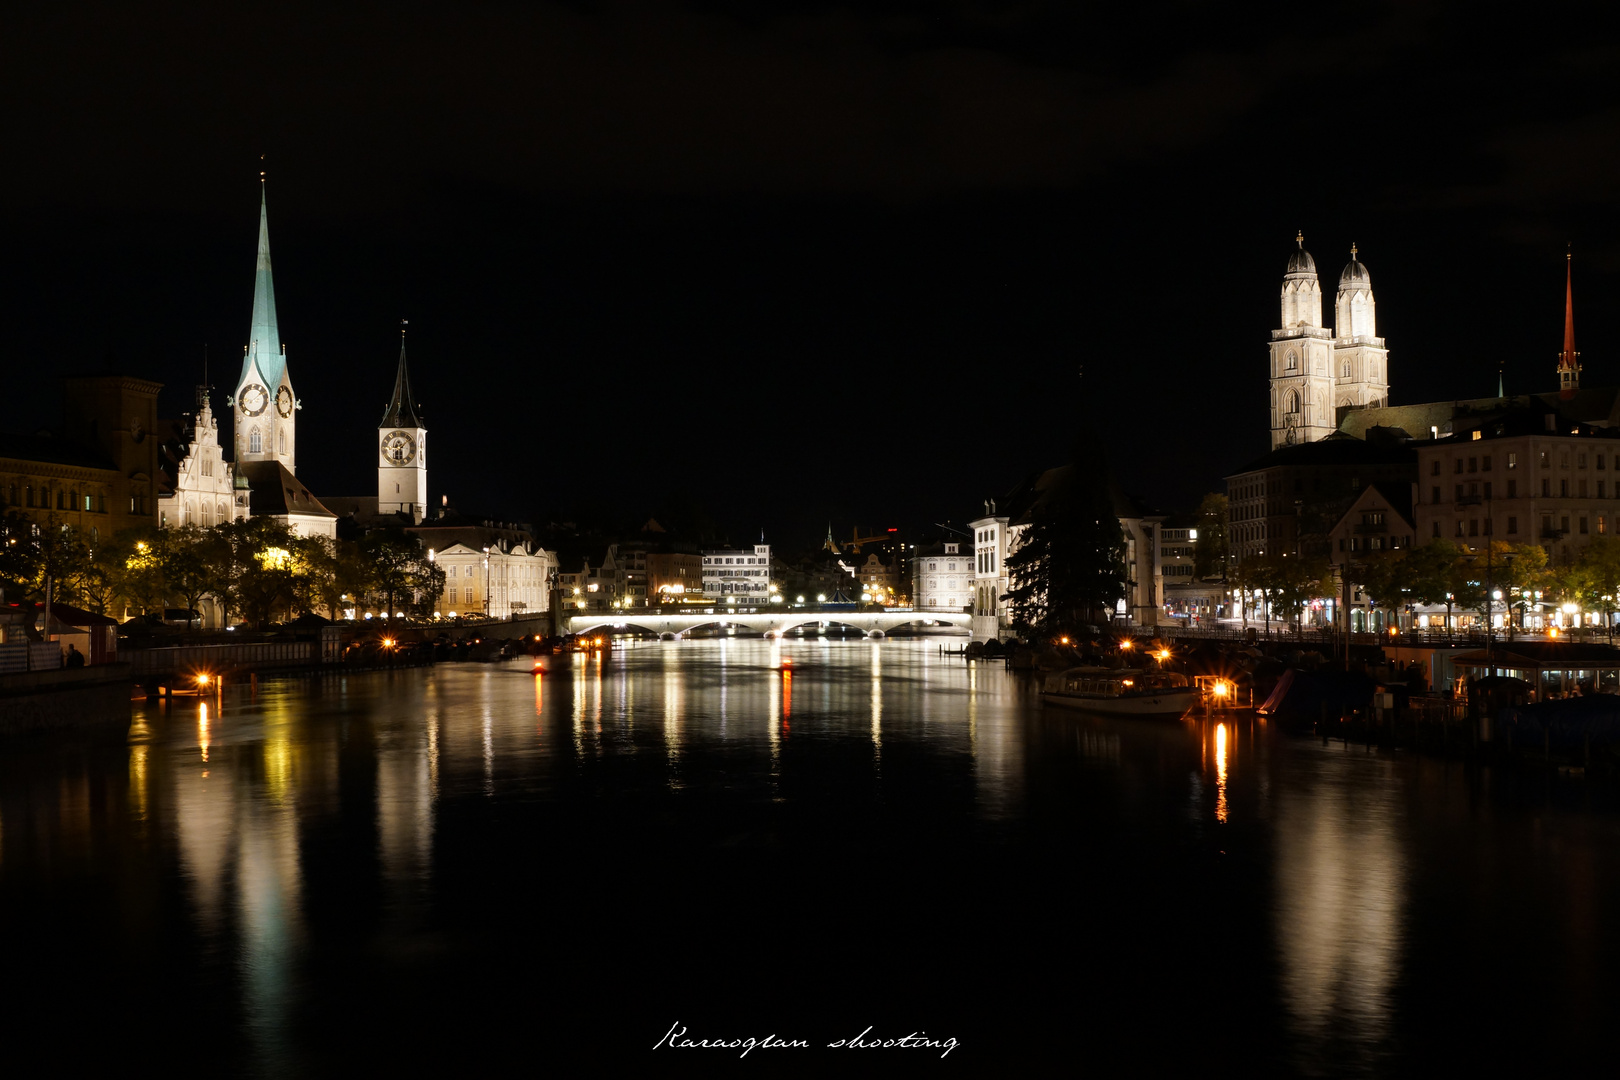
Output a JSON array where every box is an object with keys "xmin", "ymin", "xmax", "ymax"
[{"xmin": 565, "ymin": 607, "xmax": 972, "ymax": 640}]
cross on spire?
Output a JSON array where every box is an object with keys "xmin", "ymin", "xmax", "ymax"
[{"xmin": 1296, "ymin": 230, "xmax": 1304, "ymax": 249}]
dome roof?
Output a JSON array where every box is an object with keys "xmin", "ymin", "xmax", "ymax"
[
  {"xmin": 1286, "ymin": 247, "xmax": 1317, "ymax": 275},
  {"xmin": 1340, "ymin": 249, "xmax": 1371, "ymax": 289}
]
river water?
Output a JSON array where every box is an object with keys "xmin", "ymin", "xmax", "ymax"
[{"xmin": 4, "ymin": 638, "xmax": 1619, "ymax": 1075}]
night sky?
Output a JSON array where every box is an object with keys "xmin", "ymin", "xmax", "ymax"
[{"xmin": 3, "ymin": 2, "xmax": 1617, "ymax": 546}]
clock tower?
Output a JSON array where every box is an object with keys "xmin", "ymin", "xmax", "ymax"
[
  {"xmin": 232, "ymin": 179, "xmax": 299, "ymax": 473},
  {"xmin": 378, "ymin": 327, "xmax": 427, "ymax": 523}
]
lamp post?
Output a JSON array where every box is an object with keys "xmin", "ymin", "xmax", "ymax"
[{"xmin": 482, "ymin": 546, "xmax": 491, "ymax": 617}]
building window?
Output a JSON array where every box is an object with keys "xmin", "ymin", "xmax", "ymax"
[
  {"xmin": 1455, "ymin": 459, "xmax": 1464, "ymax": 474},
  {"xmin": 1483, "ymin": 518, "xmax": 1492, "ymax": 535},
  {"xmin": 1508, "ymin": 516, "xmax": 1518, "ymax": 535},
  {"xmin": 1342, "ymin": 359, "xmax": 1351, "ymax": 378},
  {"xmin": 1469, "ymin": 520, "xmax": 1479, "ymax": 537},
  {"xmin": 1431, "ymin": 460, "xmax": 1440, "ymax": 476},
  {"xmin": 1581, "ymin": 517, "xmax": 1589, "ymax": 535},
  {"xmin": 1455, "ymin": 521, "xmax": 1465, "ymax": 537},
  {"xmin": 1507, "ymin": 479, "xmax": 1517, "ymax": 498},
  {"xmin": 1599, "ymin": 454, "xmax": 1607, "ymax": 470},
  {"xmin": 1455, "ymin": 484, "xmax": 1464, "ymax": 501},
  {"xmin": 1580, "ymin": 454, "xmax": 1588, "ymax": 469},
  {"xmin": 1431, "ymin": 486, "xmax": 1440, "ymax": 504},
  {"xmin": 1602, "ymin": 517, "xmax": 1608, "ymax": 535},
  {"xmin": 1484, "ymin": 482, "xmax": 1492, "ymax": 499},
  {"xmin": 1580, "ymin": 479, "xmax": 1589, "ymax": 498},
  {"xmin": 1562, "ymin": 516, "xmax": 1571, "ymax": 534},
  {"xmin": 1601, "ymin": 481, "xmax": 1608, "ymax": 499},
  {"xmin": 1543, "ymin": 515, "xmax": 1553, "ymax": 535},
  {"xmin": 1483, "ymin": 455, "xmax": 1492, "ymax": 471},
  {"xmin": 279, "ymin": 430, "xmax": 286, "ymax": 455},
  {"xmin": 1508, "ymin": 453, "xmax": 1517, "ymax": 469},
  {"xmin": 1562, "ymin": 453, "xmax": 1571, "ymax": 469},
  {"xmin": 1543, "ymin": 479, "xmax": 1552, "ymax": 497},
  {"xmin": 1541, "ymin": 452, "xmax": 1550, "ymax": 468},
  {"xmin": 1561, "ymin": 479, "xmax": 1570, "ymax": 497},
  {"xmin": 1468, "ymin": 457, "xmax": 1477, "ymax": 473},
  {"xmin": 250, "ymin": 430, "xmax": 262, "ymax": 453}
]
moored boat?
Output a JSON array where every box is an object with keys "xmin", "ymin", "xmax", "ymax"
[{"xmin": 1041, "ymin": 667, "xmax": 1201, "ymax": 719}]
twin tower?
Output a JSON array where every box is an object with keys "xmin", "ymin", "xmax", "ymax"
[
  {"xmin": 1268, "ymin": 232, "xmax": 1389, "ymax": 449},
  {"xmin": 229, "ymin": 181, "xmax": 428, "ymax": 522}
]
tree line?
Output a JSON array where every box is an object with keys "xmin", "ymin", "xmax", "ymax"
[{"xmin": 0, "ymin": 512, "xmax": 445, "ymax": 628}]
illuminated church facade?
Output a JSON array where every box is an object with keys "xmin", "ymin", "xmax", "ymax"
[{"xmin": 1268, "ymin": 233, "xmax": 1390, "ymax": 449}]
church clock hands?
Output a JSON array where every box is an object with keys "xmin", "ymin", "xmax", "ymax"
[
  {"xmin": 382, "ymin": 430, "xmax": 416, "ymax": 465},
  {"xmin": 275, "ymin": 386, "xmax": 294, "ymax": 417},
  {"xmin": 239, "ymin": 384, "xmax": 269, "ymax": 416}
]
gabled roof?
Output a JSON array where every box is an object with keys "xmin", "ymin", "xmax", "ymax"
[{"xmin": 236, "ymin": 460, "xmax": 335, "ymax": 519}]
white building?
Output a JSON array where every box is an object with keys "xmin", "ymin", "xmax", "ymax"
[
  {"xmin": 158, "ymin": 387, "xmax": 249, "ymax": 530},
  {"xmin": 912, "ymin": 541, "xmax": 971, "ymax": 612},
  {"xmin": 1270, "ymin": 234, "xmax": 1390, "ymax": 449},
  {"xmin": 429, "ymin": 541, "xmax": 557, "ymax": 619},
  {"xmin": 969, "ymin": 508, "xmax": 1011, "ymax": 642},
  {"xmin": 702, "ymin": 544, "xmax": 773, "ymax": 601}
]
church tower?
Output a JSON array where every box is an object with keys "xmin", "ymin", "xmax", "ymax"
[
  {"xmin": 377, "ymin": 325, "xmax": 427, "ymax": 523},
  {"xmin": 1269, "ymin": 233, "xmax": 1337, "ymax": 448},
  {"xmin": 1558, "ymin": 249, "xmax": 1580, "ymax": 398},
  {"xmin": 232, "ymin": 179, "xmax": 299, "ymax": 473},
  {"xmin": 1332, "ymin": 244, "xmax": 1390, "ymax": 410}
]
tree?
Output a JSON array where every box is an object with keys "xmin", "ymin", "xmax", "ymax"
[
  {"xmin": 359, "ymin": 529, "xmax": 444, "ymax": 625},
  {"xmin": 1406, "ymin": 540, "xmax": 1463, "ymax": 636},
  {"xmin": 1268, "ymin": 551, "xmax": 1333, "ymax": 632},
  {"xmin": 1357, "ymin": 547, "xmax": 1412, "ymax": 630},
  {"xmin": 1003, "ymin": 468, "xmax": 1127, "ymax": 637},
  {"xmin": 1578, "ymin": 536, "xmax": 1620, "ymax": 641},
  {"xmin": 1193, "ymin": 493, "xmax": 1230, "ymax": 581},
  {"xmin": 160, "ymin": 525, "xmax": 223, "ymax": 629}
]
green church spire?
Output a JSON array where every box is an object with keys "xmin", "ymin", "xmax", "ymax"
[{"xmin": 240, "ymin": 181, "xmax": 286, "ymax": 392}]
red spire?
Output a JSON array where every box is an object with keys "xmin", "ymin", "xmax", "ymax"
[{"xmin": 1558, "ymin": 247, "xmax": 1580, "ymax": 398}]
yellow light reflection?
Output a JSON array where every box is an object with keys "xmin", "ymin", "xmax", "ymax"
[
  {"xmin": 1215, "ymin": 721, "xmax": 1229, "ymax": 824},
  {"xmin": 263, "ymin": 735, "xmax": 292, "ymax": 807},
  {"xmin": 199, "ymin": 702, "xmax": 211, "ymax": 762},
  {"xmin": 128, "ymin": 743, "xmax": 150, "ymax": 823}
]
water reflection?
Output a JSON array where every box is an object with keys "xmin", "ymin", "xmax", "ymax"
[
  {"xmin": 1273, "ymin": 751, "xmax": 1407, "ymax": 1072},
  {"xmin": 11, "ymin": 640, "xmax": 1620, "ymax": 1071}
]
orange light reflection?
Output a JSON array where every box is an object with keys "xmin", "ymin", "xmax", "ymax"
[{"xmin": 1215, "ymin": 721, "xmax": 1229, "ymax": 824}]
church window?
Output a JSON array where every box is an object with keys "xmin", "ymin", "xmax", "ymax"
[
  {"xmin": 1342, "ymin": 360, "xmax": 1351, "ymax": 378},
  {"xmin": 396, "ymin": 483, "xmax": 401, "ymax": 493},
  {"xmin": 279, "ymin": 430, "xmax": 286, "ymax": 455},
  {"xmin": 1285, "ymin": 390, "xmax": 1300, "ymax": 415},
  {"xmin": 1286, "ymin": 351, "xmax": 1297, "ymax": 371},
  {"xmin": 250, "ymin": 430, "xmax": 262, "ymax": 453}
]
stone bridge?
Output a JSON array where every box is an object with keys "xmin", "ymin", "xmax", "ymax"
[{"xmin": 565, "ymin": 606, "xmax": 972, "ymax": 640}]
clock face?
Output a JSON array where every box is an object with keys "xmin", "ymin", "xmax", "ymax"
[
  {"xmin": 382, "ymin": 430, "xmax": 416, "ymax": 465},
  {"xmin": 239, "ymin": 384, "xmax": 268, "ymax": 416},
  {"xmin": 275, "ymin": 386, "xmax": 294, "ymax": 417}
]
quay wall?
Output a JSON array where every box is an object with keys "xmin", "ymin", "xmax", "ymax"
[{"xmin": 0, "ymin": 664, "xmax": 133, "ymax": 735}]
